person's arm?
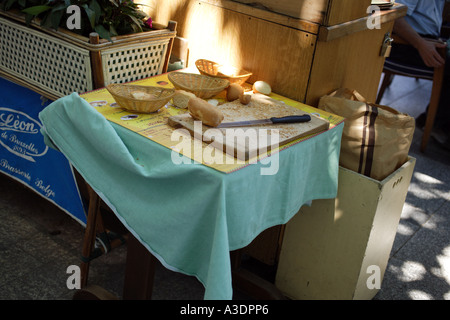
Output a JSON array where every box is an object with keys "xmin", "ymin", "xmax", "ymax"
[{"xmin": 393, "ymin": 17, "xmax": 446, "ymax": 68}]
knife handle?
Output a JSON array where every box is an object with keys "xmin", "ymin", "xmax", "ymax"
[{"xmin": 270, "ymin": 115, "xmax": 311, "ymax": 124}]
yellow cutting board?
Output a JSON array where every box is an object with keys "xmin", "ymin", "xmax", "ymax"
[{"xmin": 167, "ymin": 94, "xmax": 330, "ymax": 160}]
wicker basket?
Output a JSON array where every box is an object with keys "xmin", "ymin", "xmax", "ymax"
[
  {"xmin": 106, "ymin": 84, "xmax": 175, "ymax": 113},
  {"xmin": 0, "ymin": 11, "xmax": 176, "ymax": 100},
  {"xmin": 167, "ymin": 72, "xmax": 229, "ymax": 99},
  {"xmin": 195, "ymin": 59, "xmax": 252, "ymax": 86}
]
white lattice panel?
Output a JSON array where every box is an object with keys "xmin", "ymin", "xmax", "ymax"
[
  {"xmin": 101, "ymin": 39, "xmax": 169, "ymax": 85},
  {"xmin": 0, "ymin": 17, "xmax": 93, "ymax": 98}
]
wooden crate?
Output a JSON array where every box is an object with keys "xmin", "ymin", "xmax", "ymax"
[
  {"xmin": 275, "ymin": 157, "xmax": 416, "ymax": 300},
  {"xmin": 0, "ymin": 11, "xmax": 176, "ymax": 100}
]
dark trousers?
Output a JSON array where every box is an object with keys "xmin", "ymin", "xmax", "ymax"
[{"xmin": 388, "ymin": 40, "xmax": 450, "ymax": 131}]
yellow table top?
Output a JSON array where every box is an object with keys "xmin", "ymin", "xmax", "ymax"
[{"xmin": 80, "ymin": 73, "xmax": 344, "ymax": 173}]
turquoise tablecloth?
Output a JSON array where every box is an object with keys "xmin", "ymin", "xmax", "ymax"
[{"xmin": 39, "ymin": 93, "xmax": 343, "ymax": 300}]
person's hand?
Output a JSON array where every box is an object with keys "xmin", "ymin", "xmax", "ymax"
[{"xmin": 417, "ymin": 39, "xmax": 447, "ymax": 68}]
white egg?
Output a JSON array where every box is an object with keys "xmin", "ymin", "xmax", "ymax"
[{"xmin": 252, "ymin": 81, "xmax": 271, "ymax": 95}]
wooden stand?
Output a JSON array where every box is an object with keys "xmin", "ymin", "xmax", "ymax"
[{"xmin": 145, "ymin": 0, "xmax": 406, "ymax": 105}]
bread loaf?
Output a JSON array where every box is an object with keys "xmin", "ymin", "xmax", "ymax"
[
  {"xmin": 239, "ymin": 92, "xmax": 251, "ymax": 105},
  {"xmin": 172, "ymin": 90, "xmax": 196, "ymax": 108},
  {"xmin": 188, "ymin": 97, "xmax": 224, "ymax": 127},
  {"xmin": 226, "ymin": 83, "xmax": 244, "ymax": 101},
  {"xmin": 131, "ymin": 91, "xmax": 155, "ymax": 100}
]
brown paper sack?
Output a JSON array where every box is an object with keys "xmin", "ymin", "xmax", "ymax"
[{"xmin": 318, "ymin": 88, "xmax": 415, "ymax": 181}]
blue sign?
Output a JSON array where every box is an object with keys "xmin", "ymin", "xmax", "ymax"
[{"xmin": 0, "ymin": 77, "xmax": 86, "ymax": 225}]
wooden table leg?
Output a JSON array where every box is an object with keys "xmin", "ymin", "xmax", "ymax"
[
  {"xmin": 231, "ymin": 250, "xmax": 286, "ymax": 300},
  {"xmin": 80, "ymin": 185, "xmax": 101, "ymax": 288},
  {"xmin": 75, "ymin": 229, "xmax": 155, "ymax": 300},
  {"xmin": 122, "ymin": 233, "xmax": 156, "ymax": 300}
]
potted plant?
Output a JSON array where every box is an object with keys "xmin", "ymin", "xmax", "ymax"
[
  {"xmin": 1, "ymin": 0, "xmax": 154, "ymax": 41},
  {"xmin": 0, "ymin": 0, "xmax": 176, "ymax": 100}
]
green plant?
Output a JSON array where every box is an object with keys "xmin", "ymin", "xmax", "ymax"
[{"xmin": 0, "ymin": 0, "xmax": 152, "ymax": 41}]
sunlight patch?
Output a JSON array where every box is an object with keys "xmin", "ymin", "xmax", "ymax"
[
  {"xmin": 396, "ymin": 222, "xmax": 414, "ymax": 236},
  {"xmin": 414, "ymin": 172, "xmax": 443, "ymax": 185},
  {"xmin": 433, "ymin": 245, "xmax": 450, "ymax": 285},
  {"xmin": 408, "ymin": 184, "xmax": 438, "ymax": 199},
  {"xmin": 399, "ymin": 261, "xmax": 427, "ymax": 282},
  {"xmin": 408, "ymin": 289, "xmax": 433, "ymax": 300}
]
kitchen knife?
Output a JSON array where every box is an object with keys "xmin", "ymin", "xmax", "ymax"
[{"xmin": 216, "ymin": 115, "xmax": 311, "ymax": 128}]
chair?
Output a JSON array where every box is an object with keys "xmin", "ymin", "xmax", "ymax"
[
  {"xmin": 376, "ymin": 34, "xmax": 446, "ymax": 152},
  {"xmin": 168, "ymin": 36, "xmax": 189, "ymax": 71}
]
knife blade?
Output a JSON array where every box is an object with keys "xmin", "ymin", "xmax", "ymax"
[{"xmin": 216, "ymin": 115, "xmax": 311, "ymax": 128}]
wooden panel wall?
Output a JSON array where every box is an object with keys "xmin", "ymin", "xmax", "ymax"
[
  {"xmin": 325, "ymin": 0, "xmax": 372, "ymax": 26},
  {"xmin": 222, "ymin": 0, "xmax": 373, "ymax": 26},
  {"xmin": 306, "ymin": 21, "xmax": 394, "ymax": 106},
  {"xmin": 232, "ymin": 0, "xmax": 328, "ymax": 24},
  {"xmin": 145, "ymin": 0, "xmax": 317, "ymax": 102}
]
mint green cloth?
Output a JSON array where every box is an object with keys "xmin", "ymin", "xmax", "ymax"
[{"xmin": 39, "ymin": 93, "xmax": 343, "ymax": 300}]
